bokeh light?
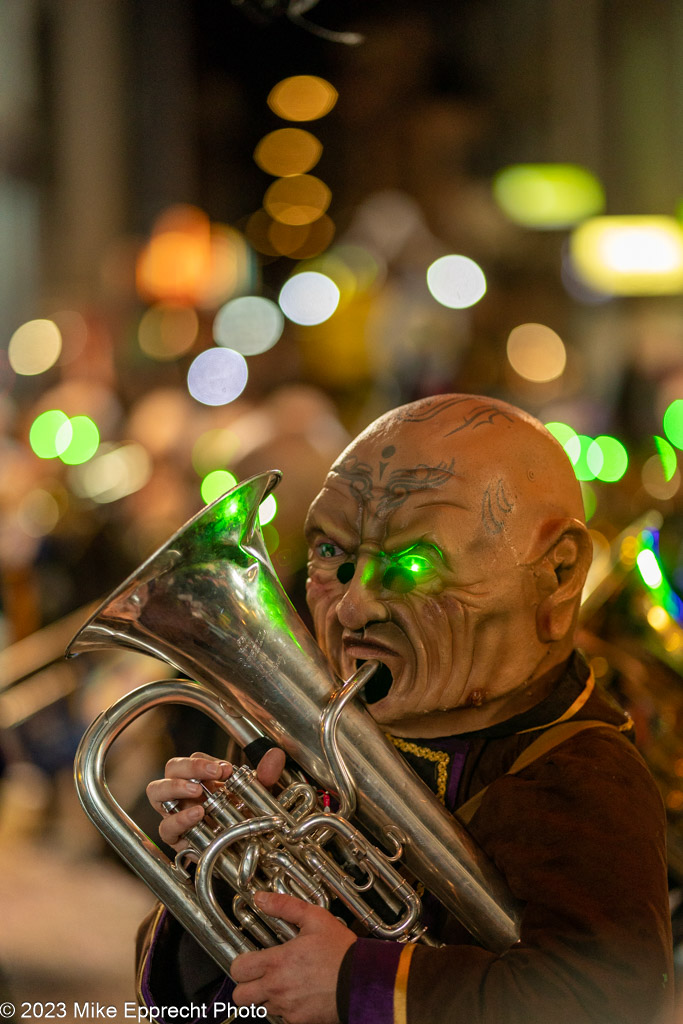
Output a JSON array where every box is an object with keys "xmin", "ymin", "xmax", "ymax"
[
  {"xmin": 196, "ymin": 225, "xmax": 254, "ymax": 309},
  {"xmin": 493, "ymin": 163, "xmax": 605, "ymax": 229},
  {"xmin": 279, "ymin": 272, "xmax": 340, "ymax": 325},
  {"xmin": 69, "ymin": 443, "xmax": 152, "ymax": 503},
  {"xmin": 570, "ymin": 216, "xmax": 683, "ymax": 295},
  {"xmin": 654, "ymin": 435, "xmax": 677, "ymax": 481},
  {"xmin": 426, "ymin": 255, "xmax": 487, "ymax": 309},
  {"xmin": 568, "ymin": 434, "xmax": 601, "ymax": 481},
  {"xmin": 264, "ymin": 175, "xmax": 331, "ymax": 226},
  {"xmin": 16, "ymin": 489, "xmax": 61, "ymax": 538},
  {"xmin": 201, "ymin": 469, "xmax": 238, "ymax": 504},
  {"xmin": 506, "ymin": 323, "xmax": 567, "ymax": 382},
  {"xmin": 138, "ymin": 304, "xmax": 199, "ymax": 361},
  {"xmin": 136, "ymin": 204, "xmax": 212, "ymax": 304},
  {"xmin": 192, "ymin": 428, "xmax": 240, "ymax": 476},
  {"xmin": 642, "ymin": 455, "xmax": 681, "ymax": 501},
  {"xmin": 267, "ymin": 76, "xmax": 338, "ymax": 122},
  {"xmin": 663, "ymin": 399, "xmax": 683, "ymax": 449},
  {"xmin": 258, "ymin": 493, "xmax": 277, "ymax": 526},
  {"xmin": 637, "ymin": 548, "xmax": 663, "ymax": 589},
  {"xmin": 9, "ymin": 319, "xmax": 62, "ymax": 376},
  {"xmin": 581, "ymin": 482, "xmax": 597, "ymax": 521},
  {"xmin": 545, "ymin": 421, "xmax": 578, "ymax": 450},
  {"xmin": 29, "ymin": 410, "xmax": 72, "ymax": 459},
  {"xmin": 187, "ymin": 348, "xmax": 248, "ymax": 406},
  {"xmin": 268, "ymin": 216, "xmax": 336, "ymax": 259},
  {"xmin": 213, "ymin": 296, "xmax": 284, "ymax": 356},
  {"xmin": 56, "ymin": 415, "xmax": 100, "ymax": 465},
  {"xmin": 587, "ymin": 436, "xmax": 628, "ymax": 482},
  {"xmin": 254, "ymin": 128, "xmax": 322, "ymax": 177}
]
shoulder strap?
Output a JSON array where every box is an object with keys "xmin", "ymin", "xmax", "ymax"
[{"xmin": 456, "ymin": 719, "xmax": 620, "ymax": 826}]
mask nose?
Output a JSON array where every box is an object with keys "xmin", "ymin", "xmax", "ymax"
[{"xmin": 335, "ymin": 555, "xmax": 388, "ymax": 631}]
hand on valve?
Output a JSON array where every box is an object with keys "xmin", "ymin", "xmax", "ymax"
[{"xmin": 146, "ymin": 750, "xmax": 356, "ymax": 1024}]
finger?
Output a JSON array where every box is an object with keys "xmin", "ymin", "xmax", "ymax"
[
  {"xmin": 256, "ymin": 747, "xmax": 286, "ymax": 788},
  {"xmin": 159, "ymin": 804, "xmax": 204, "ymax": 847},
  {"xmin": 231, "ymin": 949, "xmax": 271, "ymax": 983},
  {"xmin": 232, "ymin": 982, "xmax": 269, "ymax": 1012},
  {"xmin": 165, "ymin": 755, "xmax": 232, "ymax": 782},
  {"xmin": 252, "ymin": 890, "xmax": 321, "ymax": 929},
  {"xmin": 146, "ymin": 778, "xmax": 204, "ymax": 812}
]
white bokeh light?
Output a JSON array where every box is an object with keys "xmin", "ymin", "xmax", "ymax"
[
  {"xmin": 213, "ymin": 296, "xmax": 284, "ymax": 355},
  {"xmin": 278, "ymin": 271, "xmax": 340, "ymax": 325},
  {"xmin": 187, "ymin": 348, "xmax": 248, "ymax": 406},
  {"xmin": 427, "ymin": 255, "xmax": 487, "ymax": 309}
]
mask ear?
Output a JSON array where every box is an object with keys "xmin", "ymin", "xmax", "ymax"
[{"xmin": 533, "ymin": 519, "xmax": 592, "ymax": 643}]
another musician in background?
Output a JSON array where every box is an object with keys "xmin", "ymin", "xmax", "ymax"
[{"xmin": 141, "ymin": 394, "xmax": 673, "ymax": 1024}]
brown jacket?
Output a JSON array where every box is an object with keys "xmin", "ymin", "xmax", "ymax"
[{"xmin": 137, "ymin": 654, "xmax": 674, "ymax": 1024}]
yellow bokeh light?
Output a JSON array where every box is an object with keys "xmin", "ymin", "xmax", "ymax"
[
  {"xmin": 506, "ymin": 323, "xmax": 567, "ymax": 382},
  {"xmin": 647, "ymin": 605, "xmax": 670, "ymax": 632},
  {"xmin": 9, "ymin": 319, "xmax": 62, "ymax": 376},
  {"xmin": 264, "ymin": 175, "xmax": 331, "ymax": 226},
  {"xmin": 254, "ymin": 128, "xmax": 322, "ymax": 177},
  {"xmin": 570, "ymin": 216, "xmax": 683, "ymax": 295},
  {"xmin": 138, "ymin": 304, "xmax": 199, "ymax": 361},
  {"xmin": 268, "ymin": 214, "xmax": 335, "ymax": 258},
  {"xmin": 267, "ymin": 76, "xmax": 338, "ymax": 122}
]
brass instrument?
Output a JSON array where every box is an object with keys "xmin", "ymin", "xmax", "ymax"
[{"xmin": 68, "ymin": 471, "xmax": 521, "ymax": 1012}]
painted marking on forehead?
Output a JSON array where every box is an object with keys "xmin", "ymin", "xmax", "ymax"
[
  {"xmin": 379, "ymin": 444, "xmax": 396, "ymax": 480},
  {"xmin": 443, "ymin": 404, "xmax": 515, "ymax": 437},
  {"xmin": 481, "ymin": 478, "xmax": 515, "ymax": 535},
  {"xmin": 395, "ymin": 395, "xmax": 516, "ymax": 438},
  {"xmin": 334, "ymin": 452, "xmax": 457, "ymax": 520}
]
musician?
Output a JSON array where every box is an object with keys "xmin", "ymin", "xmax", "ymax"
[{"xmin": 140, "ymin": 393, "xmax": 673, "ymax": 1024}]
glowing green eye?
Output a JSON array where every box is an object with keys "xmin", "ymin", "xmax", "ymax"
[
  {"xmin": 395, "ymin": 553, "xmax": 432, "ymax": 576},
  {"xmin": 318, "ymin": 541, "xmax": 341, "ymax": 559},
  {"xmin": 382, "ymin": 550, "xmax": 435, "ymax": 592}
]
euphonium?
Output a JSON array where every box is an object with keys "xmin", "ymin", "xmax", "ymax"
[{"xmin": 68, "ymin": 472, "xmax": 520, "ymax": 991}]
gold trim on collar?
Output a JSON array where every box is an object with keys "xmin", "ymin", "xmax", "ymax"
[{"xmin": 387, "ymin": 736, "xmax": 450, "ymax": 804}]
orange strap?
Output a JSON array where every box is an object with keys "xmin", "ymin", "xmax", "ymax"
[{"xmin": 456, "ymin": 719, "xmax": 621, "ymax": 825}]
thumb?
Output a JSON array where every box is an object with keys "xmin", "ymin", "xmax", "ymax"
[{"xmin": 253, "ymin": 891, "xmax": 323, "ymax": 930}]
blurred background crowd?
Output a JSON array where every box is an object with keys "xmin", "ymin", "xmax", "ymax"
[{"xmin": 4, "ymin": 0, "xmax": 683, "ymax": 1017}]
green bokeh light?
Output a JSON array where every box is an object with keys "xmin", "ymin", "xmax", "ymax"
[
  {"xmin": 29, "ymin": 410, "xmax": 72, "ymax": 459},
  {"xmin": 663, "ymin": 400, "xmax": 683, "ymax": 450},
  {"xmin": 587, "ymin": 436, "xmax": 628, "ymax": 482},
  {"xmin": 545, "ymin": 421, "xmax": 578, "ymax": 450},
  {"xmin": 493, "ymin": 164, "xmax": 605, "ymax": 229},
  {"xmin": 581, "ymin": 482, "xmax": 597, "ymax": 521},
  {"xmin": 571, "ymin": 435, "xmax": 600, "ymax": 481},
  {"xmin": 57, "ymin": 416, "xmax": 100, "ymax": 465},
  {"xmin": 654, "ymin": 435, "xmax": 677, "ymax": 481},
  {"xmin": 201, "ymin": 469, "xmax": 238, "ymax": 504}
]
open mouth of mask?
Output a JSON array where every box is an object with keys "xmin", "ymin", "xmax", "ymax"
[{"xmin": 356, "ymin": 660, "xmax": 394, "ymax": 704}]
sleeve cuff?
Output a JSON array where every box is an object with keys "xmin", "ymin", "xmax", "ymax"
[
  {"xmin": 137, "ymin": 906, "xmax": 236, "ymax": 1024},
  {"xmin": 336, "ymin": 937, "xmax": 415, "ymax": 1024}
]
